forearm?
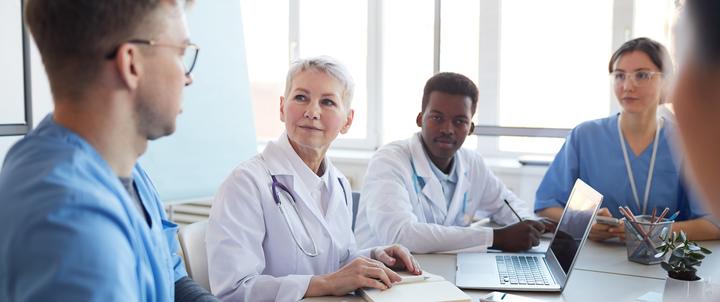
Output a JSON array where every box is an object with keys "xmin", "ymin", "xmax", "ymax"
[
  {"xmin": 305, "ymin": 275, "xmax": 330, "ymax": 298},
  {"xmin": 392, "ymin": 222, "xmax": 493, "ymax": 253},
  {"xmin": 672, "ymin": 219, "xmax": 720, "ymax": 241},
  {"xmin": 175, "ymin": 276, "xmax": 218, "ymax": 302}
]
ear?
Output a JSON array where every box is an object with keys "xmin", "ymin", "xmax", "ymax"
[
  {"xmin": 468, "ymin": 121, "xmax": 475, "ymax": 136},
  {"xmin": 279, "ymin": 96, "xmax": 286, "ymax": 123},
  {"xmin": 340, "ymin": 109, "xmax": 355, "ymax": 134},
  {"xmin": 115, "ymin": 44, "xmax": 141, "ymax": 91},
  {"xmin": 416, "ymin": 112, "xmax": 423, "ymax": 128}
]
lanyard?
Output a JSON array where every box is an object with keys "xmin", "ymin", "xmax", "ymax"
[
  {"xmin": 410, "ymin": 160, "xmax": 437, "ymax": 223},
  {"xmin": 617, "ymin": 116, "xmax": 663, "ymax": 215}
]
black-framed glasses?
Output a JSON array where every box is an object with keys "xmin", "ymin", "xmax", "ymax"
[{"xmin": 106, "ymin": 39, "xmax": 200, "ymax": 76}]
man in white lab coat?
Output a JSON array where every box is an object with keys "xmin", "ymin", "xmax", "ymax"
[{"xmin": 354, "ymin": 72, "xmax": 556, "ymax": 253}]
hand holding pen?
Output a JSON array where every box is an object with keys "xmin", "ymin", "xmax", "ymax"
[
  {"xmin": 491, "ymin": 199, "xmax": 550, "ymax": 252},
  {"xmin": 503, "ymin": 199, "xmax": 557, "ymax": 233}
]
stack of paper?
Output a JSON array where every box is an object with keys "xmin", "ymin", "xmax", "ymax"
[{"xmin": 359, "ymin": 271, "xmax": 471, "ymax": 302}]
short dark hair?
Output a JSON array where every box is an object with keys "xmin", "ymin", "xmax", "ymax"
[
  {"xmin": 24, "ymin": 0, "xmax": 191, "ymax": 98},
  {"xmin": 685, "ymin": 0, "xmax": 720, "ymax": 66},
  {"xmin": 421, "ymin": 72, "xmax": 479, "ymax": 114},
  {"xmin": 608, "ymin": 37, "xmax": 673, "ymax": 75}
]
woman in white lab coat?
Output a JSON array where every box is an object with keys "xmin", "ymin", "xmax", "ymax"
[{"xmin": 206, "ymin": 56, "xmax": 420, "ymax": 302}]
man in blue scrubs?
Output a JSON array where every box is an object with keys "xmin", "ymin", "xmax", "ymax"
[{"xmin": 0, "ymin": 1, "xmax": 216, "ymax": 301}]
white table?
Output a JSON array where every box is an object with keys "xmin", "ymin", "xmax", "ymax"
[
  {"xmin": 303, "ymin": 239, "xmax": 720, "ymax": 301},
  {"xmin": 575, "ymin": 240, "xmax": 720, "ymax": 281}
]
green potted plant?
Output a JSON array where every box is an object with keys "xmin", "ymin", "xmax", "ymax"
[{"xmin": 655, "ymin": 230, "xmax": 712, "ymax": 300}]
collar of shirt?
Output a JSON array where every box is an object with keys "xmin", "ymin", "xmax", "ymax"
[
  {"xmin": 423, "ymin": 145, "xmax": 458, "ymax": 184},
  {"xmin": 278, "ymin": 133, "xmax": 331, "ymax": 213},
  {"xmin": 278, "ymin": 133, "xmax": 330, "ymax": 190}
]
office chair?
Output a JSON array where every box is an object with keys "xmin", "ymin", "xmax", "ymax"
[{"xmin": 177, "ymin": 220, "xmax": 210, "ymax": 291}]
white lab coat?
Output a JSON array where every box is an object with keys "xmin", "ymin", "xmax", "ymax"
[
  {"xmin": 354, "ymin": 133, "xmax": 533, "ymax": 253},
  {"xmin": 207, "ymin": 133, "xmax": 371, "ymax": 302}
]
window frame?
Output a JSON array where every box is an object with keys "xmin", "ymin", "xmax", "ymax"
[
  {"xmin": 465, "ymin": 0, "xmax": 632, "ymax": 157},
  {"xmin": 257, "ymin": 0, "xmax": 667, "ymax": 155},
  {"xmin": 281, "ymin": 0, "xmax": 382, "ymax": 150}
]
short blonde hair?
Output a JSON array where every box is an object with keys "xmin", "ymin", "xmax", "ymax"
[{"xmin": 284, "ymin": 56, "xmax": 355, "ymax": 111}]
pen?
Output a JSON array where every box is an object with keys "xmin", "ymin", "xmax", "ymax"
[
  {"xmin": 667, "ymin": 211, "xmax": 680, "ymax": 221},
  {"xmin": 503, "ymin": 199, "xmax": 524, "ymax": 222},
  {"xmin": 655, "ymin": 207, "xmax": 670, "ymax": 223}
]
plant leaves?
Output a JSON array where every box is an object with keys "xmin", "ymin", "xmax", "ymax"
[
  {"xmin": 661, "ymin": 227, "xmax": 669, "ymax": 239},
  {"xmin": 701, "ymin": 247, "xmax": 712, "ymax": 254},
  {"xmin": 661, "ymin": 262, "xmax": 673, "ymax": 272}
]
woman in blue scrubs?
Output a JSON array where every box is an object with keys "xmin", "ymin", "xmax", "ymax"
[{"xmin": 535, "ymin": 37, "xmax": 720, "ymax": 241}]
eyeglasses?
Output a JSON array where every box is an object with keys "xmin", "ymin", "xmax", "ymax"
[
  {"xmin": 106, "ymin": 39, "xmax": 200, "ymax": 76},
  {"xmin": 610, "ymin": 70, "xmax": 662, "ymax": 87}
]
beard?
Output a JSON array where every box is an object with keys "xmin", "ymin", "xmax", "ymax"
[{"xmin": 135, "ymin": 98, "xmax": 177, "ymax": 141}]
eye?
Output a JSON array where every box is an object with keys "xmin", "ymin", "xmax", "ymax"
[
  {"xmin": 321, "ymin": 98, "xmax": 336, "ymax": 106},
  {"xmin": 293, "ymin": 94, "xmax": 307, "ymax": 102},
  {"xmin": 430, "ymin": 115, "xmax": 442, "ymax": 122},
  {"xmin": 612, "ymin": 72, "xmax": 626, "ymax": 81},
  {"xmin": 454, "ymin": 119, "xmax": 470, "ymax": 126},
  {"xmin": 635, "ymin": 71, "xmax": 652, "ymax": 81}
]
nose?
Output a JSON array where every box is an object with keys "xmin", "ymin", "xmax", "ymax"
[
  {"xmin": 440, "ymin": 120, "xmax": 454, "ymax": 136},
  {"xmin": 304, "ymin": 101, "xmax": 321, "ymax": 120},
  {"xmin": 184, "ymin": 74, "xmax": 193, "ymax": 87},
  {"xmin": 622, "ymin": 76, "xmax": 634, "ymax": 91}
]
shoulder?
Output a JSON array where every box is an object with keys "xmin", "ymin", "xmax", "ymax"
[
  {"xmin": 1, "ymin": 135, "xmax": 125, "ymax": 216},
  {"xmin": 456, "ymin": 147, "xmax": 488, "ymax": 170},
  {"xmin": 0, "ymin": 146, "xmax": 135, "ymax": 277},
  {"xmin": 375, "ymin": 139, "xmax": 411, "ymax": 157},
  {"xmin": 559, "ymin": 116, "xmax": 617, "ymax": 150},
  {"xmin": 229, "ymin": 154, "xmax": 266, "ymax": 181},
  {"xmin": 572, "ymin": 116, "xmax": 614, "ymax": 136},
  {"xmin": 215, "ymin": 154, "xmax": 268, "ymax": 197},
  {"xmin": 368, "ymin": 139, "xmax": 413, "ymax": 173}
]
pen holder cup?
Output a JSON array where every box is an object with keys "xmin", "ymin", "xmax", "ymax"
[{"xmin": 624, "ymin": 215, "xmax": 674, "ymax": 265}]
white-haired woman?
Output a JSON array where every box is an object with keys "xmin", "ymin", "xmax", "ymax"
[{"xmin": 206, "ymin": 56, "xmax": 421, "ymax": 302}]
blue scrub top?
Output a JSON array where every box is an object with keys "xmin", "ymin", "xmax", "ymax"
[
  {"xmin": 0, "ymin": 115, "xmax": 186, "ymax": 301},
  {"xmin": 535, "ymin": 114, "xmax": 708, "ymax": 221}
]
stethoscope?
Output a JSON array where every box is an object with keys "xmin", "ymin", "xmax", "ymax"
[
  {"xmin": 270, "ymin": 173, "xmax": 348, "ymax": 257},
  {"xmin": 409, "ymin": 160, "xmax": 469, "ymax": 225},
  {"xmin": 617, "ymin": 115, "xmax": 664, "ymax": 215}
]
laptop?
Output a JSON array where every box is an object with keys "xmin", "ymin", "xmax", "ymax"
[{"xmin": 455, "ymin": 178, "xmax": 603, "ymax": 292}]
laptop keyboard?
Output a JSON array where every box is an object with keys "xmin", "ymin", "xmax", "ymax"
[{"xmin": 496, "ymin": 255, "xmax": 551, "ymax": 286}]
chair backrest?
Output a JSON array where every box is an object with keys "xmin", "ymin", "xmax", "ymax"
[
  {"xmin": 352, "ymin": 192, "xmax": 361, "ymax": 231},
  {"xmin": 177, "ymin": 220, "xmax": 210, "ymax": 291}
]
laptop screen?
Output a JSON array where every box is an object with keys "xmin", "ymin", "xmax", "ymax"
[{"xmin": 548, "ymin": 179, "xmax": 603, "ymax": 274}]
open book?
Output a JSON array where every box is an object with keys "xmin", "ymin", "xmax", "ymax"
[{"xmin": 359, "ymin": 271, "xmax": 471, "ymax": 302}]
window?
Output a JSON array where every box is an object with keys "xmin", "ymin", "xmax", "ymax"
[
  {"xmin": 242, "ymin": 0, "xmax": 680, "ymax": 156},
  {"xmin": 381, "ymin": 0, "xmax": 434, "ymax": 144},
  {"xmin": 297, "ymin": 0, "xmax": 369, "ymax": 144},
  {"xmin": 474, "ymin": 0, "xmax": 614, "ymax": 156},
  {"xmin": 240, "ymin": 0, "xmax": 288, "ymax": 141},
  {"xmin": 634, "ymin": 0, "xmax": 679, "ymax": 58},
  {"xmin": 242, "ymin": 0, "xmax": 373, "ymax": 148}
]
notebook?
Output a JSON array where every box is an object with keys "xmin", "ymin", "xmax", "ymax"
[
  {"xmin": 456, "ymin": 178, "xmax": 603, "ymax": 292},
  {"xmin": 359, "ymin": 271, "xmax": 471, "ymax": 302}
]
